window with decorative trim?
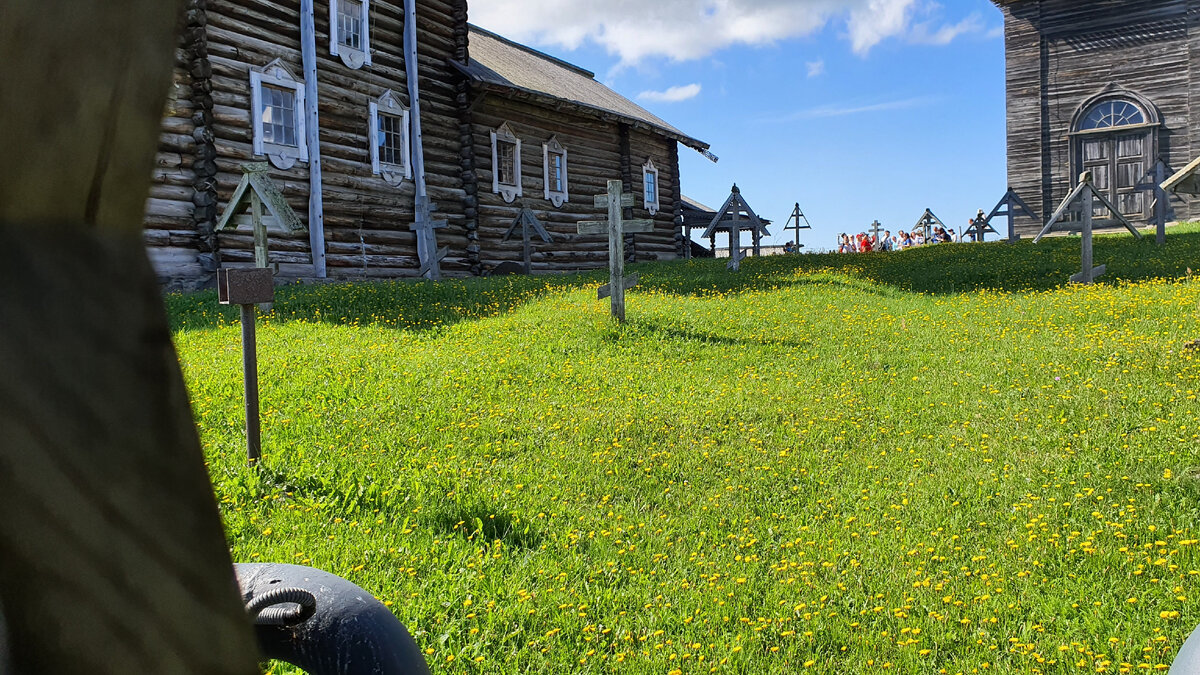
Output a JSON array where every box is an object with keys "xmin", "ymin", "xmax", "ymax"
[
  {"xmin": 369, "ymin": 90, "xmax": 410, "ymax": 187},
  {"xmin": 642, "ymin": 157, "xmax": 660, "ymax": 215},
  {"xmin": 542, "ymin": 136, "xmax": 568, "ymax": 207},
  {"xmin": 491, "ymin": 122, "xmax": 522, "ymax": 203},
  {"xmin": 250, "ymin": 60, "xmax": 308, "ymax": 170},
  {"xmin": 330, "ymin": 0, "xmax": 371, "ymax": 69}
]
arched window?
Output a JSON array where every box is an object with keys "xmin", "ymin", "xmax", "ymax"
[
  {"xmin": 1071, "ymin": 92, "xmax": 1158, "ymax": 220},
  {"xmin": 1079, "ymin": 100, "xmax": 1146, "ymax": 130}
]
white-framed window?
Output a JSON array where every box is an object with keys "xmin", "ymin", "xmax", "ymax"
[
  {"xmin": 490, "ymin": 122, "xmax": 522, "ymax": 203},
  {"xmin": 642, "ymin": 157, "xmax": 660, "ymax": 215},
  {"xmin": 250, "ymin": 59, "xmax": 308, "ymax": 170},
  {"xmin": 542, "ymin": 135, "xmax": 569, "ymax": 207},
  {"xmin": 330, "ymin": 0, "xmax": 371, "ymax": 69},
  {"xmin": 369, "ymin": 90, "xmax": 411, "ymax": 187}
]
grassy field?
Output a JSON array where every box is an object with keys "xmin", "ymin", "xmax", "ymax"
[{"xmin": 169, "ymin": 226, "xmax": 1200, "ymax": 674}]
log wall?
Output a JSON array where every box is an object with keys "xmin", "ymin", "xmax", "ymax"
[
  {"xmin": 471, "ymin": 95, "xmax": 681, "ymax": 273},
  {"xmin": 1000, "ymin": 0, "xmax": 1200, "ymax": 233},
  {"xmin": 144, "ymin": 0, "xmax": 687, "ymax": 284}
]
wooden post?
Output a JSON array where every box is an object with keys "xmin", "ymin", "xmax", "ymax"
[
  {"xmin": 0, "ymin": 0, "xmax": 262, "ymax": 671},
  {"xmin": 579, "ymin": 180, "xmax": 653, "ymax": 322},
  {"xmin": 299, "ymin": 0, "xmax": 326, "ymax": 277},
  {"xmin": 251, "ymin": 192, "xmax": 268, "ymax": 269},
  {"xmin": 241, "ymin": 304, "xmax": 261, "ymax": 463},
  {"xmin": 1153, "ymin": 164, "xmax": 1167, "ymax": 246},
  {"xmin": 1080, "ymin": 186, "xmax": 1096, "ymax": 282}
]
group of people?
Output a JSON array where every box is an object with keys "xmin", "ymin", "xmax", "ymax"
[{"xmin": 836, "ymin": 225, "xmax": 958, "ymax": 253}]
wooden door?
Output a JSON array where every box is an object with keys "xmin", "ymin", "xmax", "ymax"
[{"xmin": 1080, "ymin": 133, "xmax": 1148, "ymax": 220}]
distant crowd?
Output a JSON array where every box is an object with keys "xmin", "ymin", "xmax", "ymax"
[{"xmin": 836, "ymin": 226, "xmax": 958, "ymax": 253}]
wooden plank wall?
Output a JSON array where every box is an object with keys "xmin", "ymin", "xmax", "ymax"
[
  {"xmin": 1002, "ymin": 0, "xmax": 1200, "ymax": 233},
  {"xmin": 471, "ymin": 95, "xmax": 680, "ymax": 273}
]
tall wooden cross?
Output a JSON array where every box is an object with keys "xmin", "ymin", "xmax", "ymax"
[
  {"xmin": 984, "ymin": 187, "xmax": 1037, "ymax": 243},
  {"xmin": 785, "ymin": 202, "xmax": 812, "ymax": 249},
  {"xmin": 868, "ymin": 220, "xmax": 884, "ymax": 242},
  {"xmin": 410, "ymin": 194, "xmax": 448, "ymax": 280},
  {"xmin": 504, "ymin": 203, "xmax": 553, "ymax": 275},
  {"xmin": 702, "ymin": 184, "xmax": 768, "ymax": 272},
  {"xmin": 1035, "ymin": 171, "xmax": 1142, "ymax": 284},
  {"xmin": 579, "ymin": 179, "xmax": 654, "ymax": 322}
]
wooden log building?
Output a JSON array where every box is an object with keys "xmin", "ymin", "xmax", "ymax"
[
  {"xmin": 995, "ymin": 0, "xmax": 1200, "ymax": 233},
  {"xmin": 149, "ymin": 0, "xmax": 709, "ymax": 286}
]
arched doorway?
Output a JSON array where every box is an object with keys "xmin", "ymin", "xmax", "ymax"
[{"xmin": 1071, "ymin": 90, "xmax": 1159, "ymax": 220}]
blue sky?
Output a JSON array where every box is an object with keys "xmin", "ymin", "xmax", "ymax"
[{"xmin": 471, "ymin": 0, "xmax": 1007, "ymax": 251}]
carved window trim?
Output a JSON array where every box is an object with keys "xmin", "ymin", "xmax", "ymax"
[
  {"xmin": 542, "ymin": 135, "xmax": 569, "ymax": 208},
  {"xmin": 369, "ymin": 90, "xmax": 411, "ymax": 187},
  {"xmin": 642, "ymin": 157, "xmax": 660, "ymax": 215},
  {"xmin": 491, "ymin": 122, "xmax": 522, "ymax": 203},
  {"xmin": 250, "ymin": 59, "xmax": 308, "ymax": 170},
  {"xmin": 330, "ymin": 0, "xmax": 371, "ymax": 69}
]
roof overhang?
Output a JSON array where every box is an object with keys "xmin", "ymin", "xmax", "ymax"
[{"xmin": 447, "ymin": 58, "xmax": 713, "ymax": 158}]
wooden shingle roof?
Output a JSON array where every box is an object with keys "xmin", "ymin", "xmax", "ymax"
[{"xmin": 451, "ymin": 25, "xmax": 710, "ymax": 155}]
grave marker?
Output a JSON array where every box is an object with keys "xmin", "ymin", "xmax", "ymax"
[
  {"xmin": 216, "ymin": 163, "xmax": 307, "ymax": 270},
  {"xmin": 217, "ymin": 268, "xmax": 276, "ymax": 464},
  {"xmin": 410, "ymin": 194, "xmax": 448, "ymax": 280},
  {"xmin": 963, "ymin": 209, "xmax": 999, "ymax": 242},
  {"xmin": 913, "ymin": 209, "xmax": 944, "ymax": 242},
  {"xmin": 504, "ymin": 203, "xmax": 553, "ymax": 275},
  {"xmin": 984, "ymin": 187, "xmax": 1037, "ymax": 243},
  {"xmin": 1137, "ymin": 158, "xmax": 1174, "ymax": 246},
  {"xmin": 579, "ymin": 180, "xmax": 654, "ymax": 322},
  {"xmin": 702, "ymin": 185, "xmax": 768, "ymax": 272},
  {"xmin": 1035, "ymin": 171, "xmax": 1142, "ymax": 284},
  {"xmin": 784, "ymin": 202, "xmax": 812, "ymax": 249}
]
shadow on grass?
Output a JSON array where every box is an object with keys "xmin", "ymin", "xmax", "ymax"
[{"xmin": 167, "ymin": 226, "xmax": 1200, "ymax": 334}]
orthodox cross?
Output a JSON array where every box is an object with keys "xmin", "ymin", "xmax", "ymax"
[
  {"xmin": 1136, "ymin": 158, "xmax": 1173, "ymax": 246},
  {"xmin": 216, "ymin": 163, "xmax": 307, "ymax": 270},
  {"xmin": 703, "ymin": 184, "xmax": 768, "ymax": 272},
  {"xmin": 410, "ymin": 194, "xmax": 448, "ymax": 280},
  {"xmin": 578, "ymin": 179, "xmax": 654, "ymax": 322},
  {"xmin": 963, "ymin": 209, "xmax": 999, "ymax": 242},
  {"xmin": 983, "ymin": 187, "xmax": 1037, "ymax": 243},
  {"xmin": 868, "ymin": 220, "xmax": 885, "ymax": 242},
  {"xmin": 913, "ymin": 209, "xmax": 944, "ymax": 242},
  {"xmin": 1035, "ymin": 171, "xmax": 1142, "ymax": 284},
  {"xmin": 504, "ymin": 203, "xmax": 553, "ymax": 275},
  {"xmin": 784, "ymin": 202, "xmax": 811, "ymax": 249}
]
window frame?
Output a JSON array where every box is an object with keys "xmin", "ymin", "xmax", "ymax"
[
  {"xmin": 250, "ymin": 60, "xmax": 308, "ymax": 170},
  {"xmin": 490, "ymin": 122, "xmax": 522, "ymax": 203},
  {"xmin": 642, "ymin": 157, "xmax": 660, "ymax": 215},
  {"xmin": 369, "ymin": 89, "xmax": 411, "ymax": 187},
  {"xmin": 329, "ymin": 0, "xmax": 371, "ymax": 69},
  {"xmin": 542, "ymin": 135, "xmax": 569, "ymax": 207}
]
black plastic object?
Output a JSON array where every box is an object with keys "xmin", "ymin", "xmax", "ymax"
[{"xmin": 234, "ymin": 563, "xmax": 430, "ymax": 675}]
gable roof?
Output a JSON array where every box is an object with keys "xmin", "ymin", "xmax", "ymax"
[{"xmin": 450, "ymin": 25, "xmax": 710, "ymax": 156}]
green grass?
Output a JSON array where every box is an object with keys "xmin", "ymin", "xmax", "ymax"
[{"xmin": 171, "ymin": 226, "xmax": 1200, "ymax": 674}]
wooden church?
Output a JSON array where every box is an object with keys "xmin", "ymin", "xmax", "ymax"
[
  {"xmin": 149, "ymin": 0, "xmax": 709, "ymax": 286},
  {"xmin": 994, "ymin": 0, "xmax": 1200, "ymax": 233}
]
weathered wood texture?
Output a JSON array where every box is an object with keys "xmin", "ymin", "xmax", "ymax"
[
  {"xmin": 999, "ymin": 0, "xmax": 1200, "ymax": 235},
  {"xmin": 471, "ymin": 96, "xmax": 681, "ymax": 273},
  {"xmin": 0, "ymin": 0, "xmax": 261, "ymax": 672}
]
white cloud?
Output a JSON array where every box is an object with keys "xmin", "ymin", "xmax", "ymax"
[
  {"xmin": 806, "ymin": 59, "xmax": 826, "ymax": 78},
  {"xmin": 759, "ymin": 96, "xmax": 935, "ymax": 123},
  {"xmin": 470, "ymin": 0, "xmax": 989, "ymax": 67},
  {"xmin": 638, "ymin": 83, "xmax": 703, "ymax": 103}
]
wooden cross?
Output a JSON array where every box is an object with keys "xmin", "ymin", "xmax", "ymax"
[
  {"xmin": 216, "ymin": 163, "xmax": 307, "ymax": 270},
  {"xmin": 913, "ymin": 209, "xmax": 944, "ymax": 242},
  {"xmin": 963, "ymin": 209, "xmax": 999, "ymax": 242},
  {"xmin": 579, "ymin": 179, "xmax": 654, "ymax": 322},
  {"xmin": 868, "ymin": 220, "xmax": 884, "ymax": 242},
  {"xmin": 983, "ymin": 188, "xmax": 1037, "ymax": 243},
  {"xmin": 1161, "ymin": 156, "xmax": 1200, "ymax": 247},
  {"xmin": 1135, "ymin": 159, "xmax": 1172, "ymax": 246},
  {"xmin": 1035, "ymin": 171, "xmax": 1142, "ymax": 284},
  {"xmin": 408, "ymin": 194, "xmax": 448, "ymax": 280},
  {"xmin": 702, "ymin": 184, "xmax": 768, "ymax": 272},
  {"xmin": 784, "ymin": 202, "xmax": 812, "ymax": 249},
  {"xmin": 504, "ymin": 203, "xmax": 553, "ymax": 275}
]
